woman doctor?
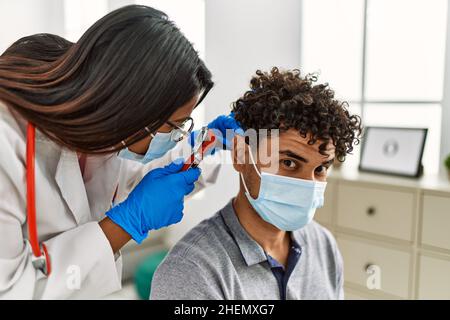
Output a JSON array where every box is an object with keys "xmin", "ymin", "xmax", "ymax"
[{"xmin": 0, "ymin": 5, "xmax": 241, "ymax": 299}]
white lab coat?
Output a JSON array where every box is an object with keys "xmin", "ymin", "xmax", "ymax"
[{"xmin": 0, "ymin": 101, "xmax": 220, "ymax": 299}]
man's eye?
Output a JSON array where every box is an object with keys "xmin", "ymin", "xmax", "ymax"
[
  {"xmin": 315, "ymin": 165, "xmax": 327, "ymax": 175},
  {"xmin": 282, "ymin": 159, "xmax": 297, "ymax": 169}
]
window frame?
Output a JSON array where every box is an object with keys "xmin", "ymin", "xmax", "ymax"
[{"xmin": 300, "ymin": 0, "xmax": 450, "ymax": 174}]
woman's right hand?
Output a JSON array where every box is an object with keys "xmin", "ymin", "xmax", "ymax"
[{"xmin": 105, "ymin": 160, "xmax": 201, "ymax": 244}]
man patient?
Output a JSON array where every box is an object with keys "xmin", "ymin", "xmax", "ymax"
[{"xmin": 150, "ymin": 67, "xmax": 362, "ymax": 300}]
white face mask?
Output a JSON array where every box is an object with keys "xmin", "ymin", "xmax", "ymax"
[
  {"xmin": 241, "ymin": 146, "xmax": 327, "ymax": 231},
  {"xmin": 118, "ymin": 131, "xmax": 177, "ymax": 164}
]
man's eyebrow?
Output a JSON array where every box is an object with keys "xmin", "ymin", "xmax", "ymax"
[
  {"xmin": 280, "ymin": 150, "xmax": 335, "ymax": 165},
  {"xmin": 279, "ymin": 150, "xmax": 308, "ymax": 163}
]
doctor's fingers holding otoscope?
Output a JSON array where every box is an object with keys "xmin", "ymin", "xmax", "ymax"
[{"xmin": 0, "ymin": 5, "xmax": 241, "ymax": 298}]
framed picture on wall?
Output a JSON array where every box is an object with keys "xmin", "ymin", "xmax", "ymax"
[{"xmin": 359, "ymin": 127, "xmax": 428, "ymax": 178}]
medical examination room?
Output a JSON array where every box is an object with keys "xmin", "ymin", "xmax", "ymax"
[{"xmin": 0, "ymin": 0, "xmax": 450, "ymax": 305}]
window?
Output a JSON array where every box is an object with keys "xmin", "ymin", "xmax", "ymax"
[{"xmin": 301, "ymin": 0, "xmax": 448, "ymax": 174}]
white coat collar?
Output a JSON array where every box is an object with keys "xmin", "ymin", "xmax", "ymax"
[
  {"xmin": 53, "ymin": 148, "xmax": 123, "ymax": 224},
  {"xmin": 54, "ymin": 147, "xmax": 92, "ymax": 225}
]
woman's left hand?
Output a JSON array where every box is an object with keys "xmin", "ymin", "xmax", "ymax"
[
  {"xmin": 190, "ymin": 113, "xmax": 244, "ymax": 153},
  {"xmin": 207, "ymin": 112, "xmax": 244, "ymax": 140}
]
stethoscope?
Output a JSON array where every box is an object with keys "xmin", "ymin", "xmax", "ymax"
[
  {"xmin": 26, "ymin": 123, "xmax": 51, "ymax": 276},
  {"xmin": 25, "ymin": 122, "xmax": 119, "ymax": 278}
]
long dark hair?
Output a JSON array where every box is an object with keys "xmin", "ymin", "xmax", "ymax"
[{"xmin": 0, "ymin": 5, "xmax": 213, "ymax": 154}]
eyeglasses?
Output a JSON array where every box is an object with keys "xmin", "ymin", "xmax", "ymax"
[
  {"xmin": 121, "ymin": 117, "xmax": 194, "ymax": 149},
  {"xmin": 165, "ymin": 116, "xmax": 195, "ymax": 142}
]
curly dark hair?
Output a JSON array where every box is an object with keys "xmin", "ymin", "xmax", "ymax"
[{"xmin": 232, "ymin": 67, "xmax": 362, "ymax": 162}]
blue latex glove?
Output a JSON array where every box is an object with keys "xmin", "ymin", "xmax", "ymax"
[
  {"xmin": 106, "ymin": 160, "xmax": 201, "ymax": 244},
  {"xmin": 208, "ymin": 112, "xmax": 244, "ymax": 137},
  {"xmin": 190, "ymin": 113, "xmax": 244, "ymax": 154}
]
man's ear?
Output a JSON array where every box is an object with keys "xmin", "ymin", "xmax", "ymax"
[{"xmin": 232, "ymin": 135, "xmax": 248, "ymax": 172}]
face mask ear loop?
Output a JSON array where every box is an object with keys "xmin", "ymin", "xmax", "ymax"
[
  {"xmin": 144, "ymin": 127, "xmax": 156, "ymax": 138},
  {"xmin": 117, "ymin": 140, "xmax": 127, "ymax": 155},
  {"xmin": 240, "ymin": 144, "xmax": 261, "ymax": 200},
  {"xmin": 247, "ymin": 144, "xmax": 261, "ymax": 178}
]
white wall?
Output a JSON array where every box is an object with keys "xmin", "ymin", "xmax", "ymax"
[
  {"xmin": 166, "ymin": 0, "xmax": 303, "ymax": 246},
  {"xmin": 0, "ymin": 0, "xmax": 65, "ymax": 53}
]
